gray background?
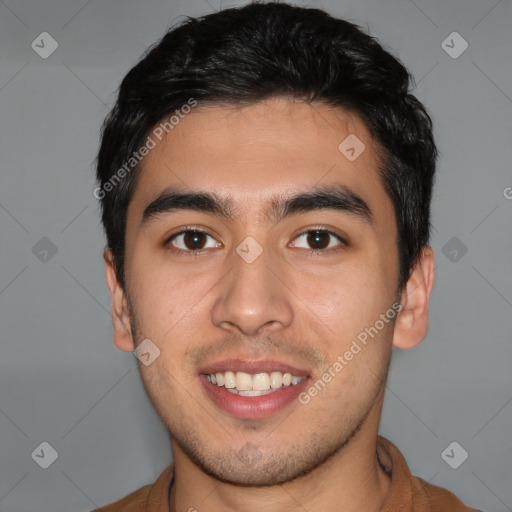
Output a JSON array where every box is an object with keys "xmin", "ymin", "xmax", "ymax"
[{"xmin": 1, "ymin": 0, "xmax": 511, "ymax": 511}]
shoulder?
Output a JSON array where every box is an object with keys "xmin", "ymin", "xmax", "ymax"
[
  {"xmin": 377, "ymin": 436, "xmax": 482, "ymax": 512},
  {"xmin": 90, "ymin": 484, "xmax": 152, "ymax": 512},
  {"xmin": 412, "ymin": 476, "xmax": 483, "ymax": 512},
  {"xmin": 89, "ymin": 463, "xmax": 174, "ymax": 512}
]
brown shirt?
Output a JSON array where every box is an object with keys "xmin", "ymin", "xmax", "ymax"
[{"xmin": 92, "ymin": 436, "xmax": 481, "ymax": 512}]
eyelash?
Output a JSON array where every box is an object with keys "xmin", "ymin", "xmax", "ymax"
[{"xmin": 164, "ymin": 226, "xmax": 347, "ymax": 256}]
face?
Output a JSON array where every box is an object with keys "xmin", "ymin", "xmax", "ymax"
[{"xmin": 115, "ymin": 98, "xmax": 402, "ymax": 486}]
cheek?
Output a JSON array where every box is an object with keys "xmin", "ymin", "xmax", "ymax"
[
  {"xmin": 292, "ymin": 260, "xmax": 392, "ymax": 344},
  {"xmin": 126, "ymin": 249, "xmax": 219, "ymax": 341}
]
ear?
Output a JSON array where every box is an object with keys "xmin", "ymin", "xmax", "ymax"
[
  {"xmin": 393, "ymin": 246, "xmax": 435, "ymax": 349},
  {"xmin": 104, "ymin": 248, "xmax": 135, "ymax": 352}
]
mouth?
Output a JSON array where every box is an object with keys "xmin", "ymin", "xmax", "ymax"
[
  {"xmin": 204, "ymin": 370, "xmax": 305, "ymax": 396},
  {"xmin": 199, "ymin": 359, "xmax": 310, "ymax": 420}
]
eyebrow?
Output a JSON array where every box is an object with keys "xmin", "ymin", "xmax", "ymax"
[{"xmin": 140, "ymin": 184, "xmax": 373, "ymax": 226}]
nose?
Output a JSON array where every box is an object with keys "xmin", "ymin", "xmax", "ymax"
[{"xmin": 210, "ymin": 243, "xmax": 294, "ymax": 336}]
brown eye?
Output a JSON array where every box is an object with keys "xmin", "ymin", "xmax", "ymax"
[
  {"xmin": 291, "ymin": 229, "xmax": 344, "ymax": 251},
  {"xmin": 168, "ymin": 230, "xmax": 220, "ymax": 251},
  {"xmin": 307, "ymin": 230, "xmax": 330, "ymax": 249}
]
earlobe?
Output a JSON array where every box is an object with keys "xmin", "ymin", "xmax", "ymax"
[
  {"xmin": 392, "ymin": 246, "xmax": 435, "ymax": 349},
  {"xmin": 104, "ymin": 249, "xmax": 135, "ymax": 353}
]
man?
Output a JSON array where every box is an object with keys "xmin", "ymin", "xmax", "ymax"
[{"xmin": 93, "ymin": 2, "xmax": 481, "ymax": 511}]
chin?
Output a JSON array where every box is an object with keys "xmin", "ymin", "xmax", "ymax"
[{"xmin": 177, "ymin": 432, "xmax": 351, "ymax": 488}]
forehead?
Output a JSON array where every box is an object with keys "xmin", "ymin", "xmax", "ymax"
[{"xmin": 128, "ymin": 97, "xmax": 392, "ymax": 225}]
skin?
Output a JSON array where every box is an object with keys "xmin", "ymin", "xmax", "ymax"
[{"xmin": 104, "ymin": 97, "xmax": 435, "ymax": 512}]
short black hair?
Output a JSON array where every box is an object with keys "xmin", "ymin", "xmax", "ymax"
[{"xmin": 96, "ymin": 1, "xmax": 437, "ymax": 292}]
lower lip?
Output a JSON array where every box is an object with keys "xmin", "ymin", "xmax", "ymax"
[{"xmin": 200, "ymin": 375, "xmax": 309, "ymax": 420}]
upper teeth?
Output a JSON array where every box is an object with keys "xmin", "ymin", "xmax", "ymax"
[{"xmin": 205, "ymin": 371, "xmax": 304, "ymax": 392}]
